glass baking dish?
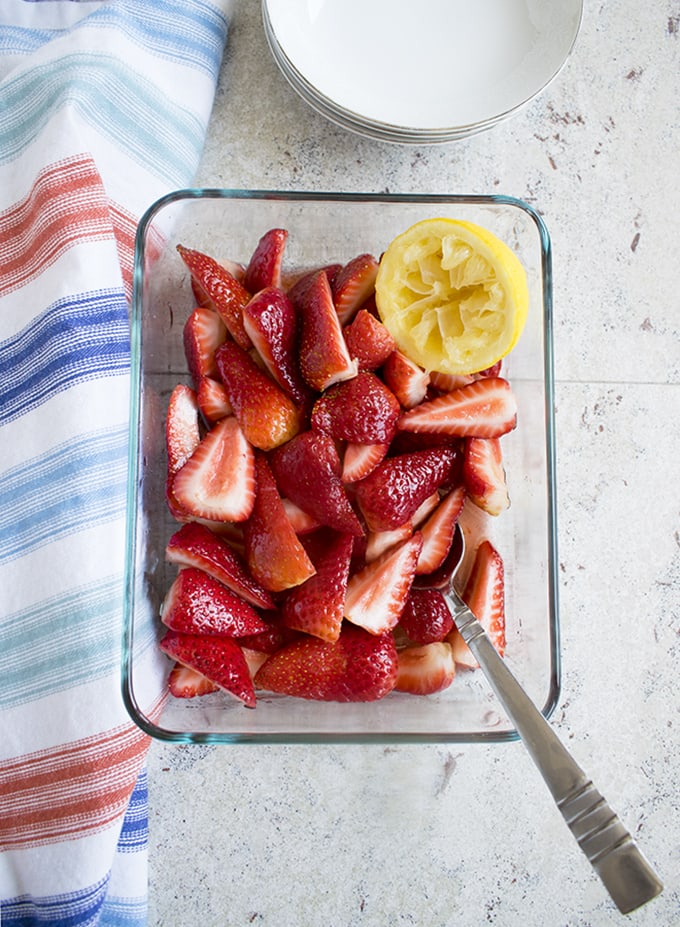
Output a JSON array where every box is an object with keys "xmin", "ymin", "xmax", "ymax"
[{"xmin": 122, "ymin": 190, "xmax": 559, "ymax": 743}]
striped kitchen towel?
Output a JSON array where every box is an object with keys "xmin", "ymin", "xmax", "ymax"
[{"xmin": 0, "ymin": 1, "xmax": 231, "ymax": 923}]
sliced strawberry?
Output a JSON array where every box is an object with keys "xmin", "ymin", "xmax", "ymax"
[
  {"xmin": 452, "ymin": 539, "xmax": 506, "ymax": 662},
  {"xmin": 311, "ymin": 371, "xmax": 400, "ymax": 444},
  {"xmin": 242, "ymin": 287, "xmax": 309, "ymax": 405},
  {"xmin": 383, "ymin": 351, "xmax": 430, "ymax": 409},
  {"xmin": 364, "ymin": 523, "xmax": 413, "ymax": 563},
  {"xmin": 287, "ymin": 263, "xmax": 342, "ymax": 307},
  {"xmin": 344, "ymin": 533, "xmax": 422, "ymax": 634},
  {"xmin": 341, "ymin": 441, "xmax": 389, "ymax": 483},
  {"xmin": 215, "ymin": 339, "xmax": 303, "ymax": 451},
  {"xmin": 447, "ymin": 626, "xmax": 479, "ymax": 669},
  {"xmin": 394, "ymin": 642, "xmax": 456, "ymax": 695},
  {"xmin": 197, "ymin": 376, "xmax": 232, "ymax": 424},
  {"xmin": 398, "ymin": 377, "xmax": 517, "ymax": 438},
  {"xmin": 167, "ymin": 662, "xmax": 219, "ymax": 698},
  {"xmin": 416, "ymin": 484, "xmax": 466, "ymax": 574},
  {"xmin": 166, "ymin": 522, "xmax": 274, "ymax": 609},
  {"xmin": 239, "ymin": 620, "xmax": 301, "ymax": 655},
  {"xmin": 243, "ymin": 454, "xmax": 316, "ymax": 593},
  {"xmin": 269, "ymin": 430, "xmax": 364, "ymax": 536},
  {"xmin": 281, "ymin": 532, "xmax": 354, "ymax": 642},
  {"xmin": 177, "ymin": 245, "xmax": 251, "ymax": 350},
  {"xmin": 429, "ymin": 371, "xmax": 475, "ymax": 392},
  {"xmin": 463, "ymin": 436, "xmax": 510, "ymax": 516},
  {"xmin": 183, "ymin": 305, "xmax": 227, "ymax": 382},
  {"xmin": 332, "ymin": 253, "xmax": 379, "ymax": 325},
  {"xmin": 354, "ymin": 447, "xmax": 459, "ymax": 532},
  {"xmin": 172, "ymin": 416, "xmax": 255, "ymax": 523},
  {"xmin": 297, "ymin": 270, "xmax": 358, "ymax": 391},
  {"xmin": 161, "ymin": 567, "xmax": 268, "ymax": 637},
  {"xmin": 343, "ymin": 308, "xmax": 396, "ymax": 370},
  {"xmin": 244, "ymin": 228, "xmax": 288, "ymax": 293},
  {"xmin": 281, "ymin": 498, "xmax": 321, "ymax": 534},
  {"xmin": 254, "ymin": 622, "xmax": 397, "ymax": 702},
  {"xmin": 166, "ymin": 383, "xmax": 200, "ymax": 477},
  {"xmin": 398, "ymin": 588, "xmax": 453, "ymax": 644},
  {"xmin": 160, "ymin": 629, "xmax": 255, "ymax": 707}
]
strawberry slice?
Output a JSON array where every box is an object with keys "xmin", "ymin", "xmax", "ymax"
[
  {"xmin": 244, "ymin": 228, "xmax": 288, "ymax": 293},
  {"xmin": 166, "ymin": 383, "xmax": 200, "ymax": 477},
  {"xmin": 177, "ymin": 245, "xmax": 251, "ymax": 350},
  {"xmin": 197, "ymin": 376, "xmax": 232, "ymax": 424},
  {"xmin": 383, "ymin": 350, "xmax": 430, "ymax": 409},
  {"xmin": 167, "ymin": 662, "xmax": 219, "ymax": 698},
  {"xmin": 364, "ymin": 523, "xmax": 413, "ymax": 563},
  {"xmin": 269, "ymin": 430, "xmax": 364, "ymax": 536},
  {"xmin": 242, "ymin": 287, "xmax": 310, "ymax": 405},
  {"xmin": 215, "ymin": 339, "xmax": 303, "ymax": 451},
  {"xmin": 239, "ymin": 620, "xmax": 302, "ymax": 655},
  {"xmin": 172, "ymin": 416, "xmax": 255, "ymax": 523},
  {"xmin": 416, "ymin": 484, "xmax": 466, "ymax": 574},
  {"xmin": 354, "ymin": 447, "xmax": 459, "ymax": 532},
  {"xmin": 160, "ymin": 629, "xmax": 256, "ymax": 707},
  {"xmin": 287, "ymin": 263, "xmax": 342, "ymax": 307},
  {"xmin": 254, "ymin": 623, "xmax": 398, "ymax": 702},
  {"xmin": 281, "ymin": 532, "xmax": 354, "ymax": 642},
  {"xmin": 332, "ymin": 253, "xmax": 379, "ymax": 325},
  {"xmin": 341, "ymin": 441, "xmax": 389, "ymax": 483},
  {"xmin": 394, "ymin": 642, "xmax": 456, "ymax": 695},
  {"xmin": 161, "ymin": 567, "xmax": 268, "ymax": 637},
  {"xmin": 166, "ymin": 522, "xmax": 274, "ymax": 609},
  {"xmin": 398, "ymin": 588, "xmax": 454, "ymax": 644},
  {"xmin": 297, "ymin": 270, "xmax": 358, "ymax": 391},
  {"xmin": 344, "ymin": 532, "xmax": 422, "ymax": 634},
  {"xmin": 452, "ymin": 539, "xmax": 506, "ymax": 662},
  {"xmin": 398, "ymin": 377, "xmax": 517, "ymax": 438},
  {"xmin": 183, "ymin": 305, "xmax": 227, "ymax": 383},
  {"xmin": 243, "ymin": 454, "xmax": 316, "ymax": 593},
  {"xmin": 343, "ymin": 308, "xmax": 396, "ymax": 370},
  {"xmin": 311, "ymin": 371, "xmax": 400, "ymax": 444},
  {"xmin": 463, "ymin": 436, "xmax": 510, "ymax": 516},
  {"xmin": 281, "ymin": 498, "xmax": 321, "ymax": 534}
]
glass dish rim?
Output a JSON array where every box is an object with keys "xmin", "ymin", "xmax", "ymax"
[{"xmin": 122, "ymin": 188, "xmax": 560, "ymax": 745}]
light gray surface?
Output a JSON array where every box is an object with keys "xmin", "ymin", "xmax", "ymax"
[{"xmin": 146, "ymin": 3, "xmax": 680, "ymax": 924}]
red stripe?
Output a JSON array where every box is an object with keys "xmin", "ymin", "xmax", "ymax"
[{"xmin": 108, "ymin": 201, "xmax": 137, "ymax": 302}]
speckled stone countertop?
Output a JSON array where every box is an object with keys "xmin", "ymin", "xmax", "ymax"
[{"xmin": 145, "ymin": 3, "xmax": 680, "ymax": 924}]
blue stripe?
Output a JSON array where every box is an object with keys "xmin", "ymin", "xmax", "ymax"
[
  {"xmin": 0, "ymin": 877, "xmax": 110, "ymax": 927},
  {"xmin": 116, "ymin": 768, "xmax": 149, "ymax": 853},
  {"xmin": 0, "ymin": 26, "xmax": 62, "ymax": 57},
  {"xmin": 0, "ymin": 290, "xmax": 130, "ymax": 428},
  {"xmin": 0, "ymin": 425, "xmax": 128, "ymax": 564}
]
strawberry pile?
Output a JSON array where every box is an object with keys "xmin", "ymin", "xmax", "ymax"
[{"xmin": 160, "ymin": 228, "xmax": 515, "ymax": 706}]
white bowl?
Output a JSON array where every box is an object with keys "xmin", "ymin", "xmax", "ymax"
[{"xmin": 263, "ymin": 0, "xmax": 583, "ymax": 143}]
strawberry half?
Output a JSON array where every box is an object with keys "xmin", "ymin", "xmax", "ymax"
[
  {"xmin": 383, "ymin": 350, "xmax": 430, "ymax": 409},
  {"xmin": 166, "ymin": 383, "xmax": 200, "ymax": 477},
  {"xmin": 287, "ymin": 263, "xmax": 342, "ymax": 307},
  {"xmin": 161, "ymin": 567, "xmax": 268, "ymax": 637},
  {"xmin": 311, "ymin": 371, "xmax": 400, "ymax": 444},
  {"xmin": 166, "ymin": 522, "xmax": 274, "ymax": 609},
  {"xmin": 332, "ymin": 253, "xmax": 379, "ymax": 325},
  {"xmin": 177, "ymin": 244, "xmax": 251, "ymax": 350},
  {"xmin": 183, "ymin": 306, "xmax": 227, "ymax": 383},
  {"xmin": 297, "ymin": 270, "xmax": 358, "ymax": 391},
  {"xmin": 463, "ymin": 436, "xmax": 510, "ymax": 516},
  {"xmin": 394, "ymin": 642, "xmax": 456, "ymax": 695},
  {"xmin": 341, "ymin": 441, "xmax": 389, "ymax": 483},
  {"xmin": 244, "ymin": 228, "xmax": 288, "ymax": 293},
  {"xmin": 160, "ymin": 629, "xmax": 256, "ymax": 708},
  {"xmin": 416, "ymin": 484, "xmax": 466, "ymax": 575},
  {"xmin": 452, "ymin": 539, "xmax": 506, "ymax": 661},
  {"xmin": 343, "ymin": 308, "xmax": 396, "ymax": 370},
  {"xmin": 167, "ymin": 662, "xmax": 219, "ymax": 698},
  {"xmin": 254, "ymin": 623, "xmax": 398, "ymax": 702},
  {"xmin": 398, "ymin": 377, "xmax": 517, "ymax": 438},
  {"xmin": 215, "ymin": 339, "xmax": 303, "ymax": 451},
  {"xmin": 398, "ymin": 588, "xmax": 454, "ymax": 644},
  {"xmin": 172, "ymin": 416, "xmax": 255, "ymax": 523},
  {"xmin": 197, "ymin": 376, "xmax": 232, "ymax": 424}
]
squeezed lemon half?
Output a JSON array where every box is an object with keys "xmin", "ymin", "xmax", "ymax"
[{"xmin": 375, "ymin": 218, "xmax": 529, "ymax": 375}]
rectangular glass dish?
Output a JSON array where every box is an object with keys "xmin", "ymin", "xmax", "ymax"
[{"xmin": 123, "ymin": 190, "xmax": 559, "ymax": 743}]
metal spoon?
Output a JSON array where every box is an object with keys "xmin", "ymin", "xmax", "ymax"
[{"xmin": 416, "ymin": 524, "xmax": 663, "ymax": 915}]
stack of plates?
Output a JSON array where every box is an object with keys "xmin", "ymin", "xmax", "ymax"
[{"xmin": 262, "ymin": 0, "xmax": 583, "ymax": 144}]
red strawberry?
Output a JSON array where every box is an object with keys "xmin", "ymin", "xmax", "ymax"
[
  {"xmin": 451, "ymin": 539, "xmax": 505, "ymax": 662},
  {"xmin": 161, "ymin": 567, "xmax": 268, "ymax": 637},
  {"xmin": 383, "ymin": 351, "xmax": 430, "ymax": 409},
  {"xmin": 398, "ymin": 588, "xmax": 453, "ymax": 644},
  {"xmin": 215, "ymin": 339, "xmax": 303, "ymax": 451},
  {"xmin": 281, "ymin": 498, "xmax": 321, "ymax": 534},
  {"xmin": 167, "ymin": 662, "xmax": 219, "ymax": 698},
  {"xmin": 254, "ymin": 623, "xmax": 398, "ymax": 702},
  {"xmin": 394, "ymin": 642, "xmax": 456, "ymax": 695},
  {"xmin": 341, "ymin": 441, "xmax": 389, "ymax": 483},
  {"xmin": 160, "ymin": 629, "xmax": 256, "ymax": 707},
  {"xmin": 166, "ymin": 522, "xmax": 274, "ymax": 609},
  {"xmin": 197, "ymin": 376, "xmax": 232, "ymax": 424},
  {"xmin": 354, "ymin": 447, "xmax": 459, "ymax": 532},
  {"xmin": 172, "ymin": 416, "xmax": 255, "ymax": 522},
  {"xmin": 269, "ymin": 430, "xmax": 364, "ymax": 536},
  {"xmin": 416, "ymin": 484, "xmax": 466, "ymax": 574},
  {"xmin": 429, "ymin": 371, "xmax": 475, "ymax": 392},
  {"xmin": 243, "ymin": 454, "xmax": 316, "ymax": 592},
  {"xmin": 463, "ymin": 436, "xmax": 510, "ymax": 516},
  {"xmin": 311, "ymin": 371, "xmax": 400, "ymax": 444},
  {"xmin": 297, "ymin": 271, "xmax": 358, "ymax": 390},
  {"xmin": 343, "ymin": 308, "xmax": 396, "ymax": 370},
  {"xmin": 332, "ymin": 253, "xmax": 379, "ymax": 324},
  {"xmin": 281, "ymin": 532, "xmax": 354, "ymax": 642},
  {"xmin": 398, "ymin": 377, "xmax": 517, "ymax": 438},
  {"xmin": 166, "ymin": 383, "xmax": 200, "ymax": 477},
  {"xmin": 177, "ymin": 245, "xmax": 251, "ymax": 350},
  {"xmin": 287, "ymin": 263, "xmax": 342, "ymax": 307},
  {"xmin": 344, "ymin": 533, "xmax": 422, "ymax": 634},
  {"xmin": 244, "ymin": 228, "xmax": 288, "ymax": 293},
  {"xmin": 239, "ymin": 620, "xmax": 302, "ymax": 655},
  {"xmin": 242, "ymin": 287, "xmax": 309, "ymax": 405},
  {"xmin": 364, "ymin": 523, "xmax": 413, "ymax": 563},
  {"xmin": 183, "ymin": 306, "xmax": 227, "ymax": 382}
]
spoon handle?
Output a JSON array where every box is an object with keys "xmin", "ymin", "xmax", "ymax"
[{"xmin": 453, "ymin": 602, "xmax": 663, "ymax": 915}]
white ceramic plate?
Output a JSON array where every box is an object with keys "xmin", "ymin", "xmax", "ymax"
[{"xmin": 263, "ymin": 0, "xmax": 583, "ymax": 137}]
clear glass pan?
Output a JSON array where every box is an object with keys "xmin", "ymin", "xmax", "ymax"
[{"xmin": 123, "ymin": 190, "xmax": 559, "ymax": 744}]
